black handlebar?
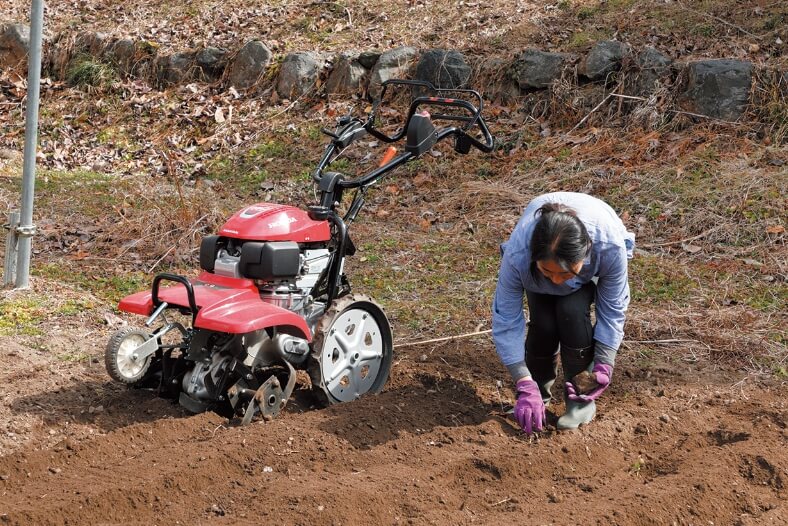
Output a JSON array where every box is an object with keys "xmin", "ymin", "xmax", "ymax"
[
  {"xmin": 152, "ymin": 273, "xmax": 198, "ymax": 322},
  {"xmin": 367, "ymin": 79, "xmax": 495, "ymax": 153},
  {"xmin": 311, "ymin": 79, "xmax": 495, "ymax": 190}
]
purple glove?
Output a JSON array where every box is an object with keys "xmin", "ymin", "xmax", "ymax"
[
  {"xmin": 514, "ymin": 379, "xmax": 545, "ymax": 435},
  {"xmin": 566, "ymin": 363, "xmax": 613, "ymax": 402}
]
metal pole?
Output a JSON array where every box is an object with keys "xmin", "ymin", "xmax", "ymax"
[
  {"xmin": 3, "ymin": 211, "xmax": 20, "ymax": 286},
  {"xmin": 15, "ymin": 0, "xmax": 45, "ymax": 288}
]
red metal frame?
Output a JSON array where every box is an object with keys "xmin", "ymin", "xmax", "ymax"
[{"xmin": 118, "ymin": 271, "xmax": 312, "ymax": 340}]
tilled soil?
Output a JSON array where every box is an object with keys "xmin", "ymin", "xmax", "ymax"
[{"xmin": 1, "ymin": 332, "xmax": 785, "ymax": 525}]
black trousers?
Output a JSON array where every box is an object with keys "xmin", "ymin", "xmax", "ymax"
[{"xmin": 525, "ymin": 282, "xmax": 596, "ymax": 400}]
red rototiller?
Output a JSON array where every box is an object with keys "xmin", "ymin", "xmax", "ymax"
[{"xmin": 105, "ymin": 79, "xmax": 494, "ymax": 423}]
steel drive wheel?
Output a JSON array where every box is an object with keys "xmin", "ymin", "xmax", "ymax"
[
  {"xmin": 309, "ymin": 294, "xmax": 393, "ymax": 404},
  {"xmin": 105, "ymin": 327, "xmax": 154, "ymax": 384}
]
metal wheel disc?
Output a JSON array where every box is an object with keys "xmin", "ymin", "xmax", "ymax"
[
  {"xmin": 311, "ymin": 295, "xmax": 393, "ymax": 404},
  {"xmin": 105, "ymin": 328, "xmax": 153, "ymax": 384}
]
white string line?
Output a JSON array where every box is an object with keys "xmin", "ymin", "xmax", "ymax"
[{"xmin": 393, "ymin": 331, "xmax": 702, "ymax": 349}]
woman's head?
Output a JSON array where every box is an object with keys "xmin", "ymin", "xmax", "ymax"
[{"xmin": 530, "ymin": 203, "xmax": 591, "ymax": 285}]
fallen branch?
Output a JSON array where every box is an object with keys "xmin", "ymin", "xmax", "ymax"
[{"xmin": 567, "ymin": 92, "xmax": 614, "ymax": 134}]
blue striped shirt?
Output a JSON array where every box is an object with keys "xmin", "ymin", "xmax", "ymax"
[{"xmin": 492, "ymin": 192, "xmax": 635, "ymax": 373}]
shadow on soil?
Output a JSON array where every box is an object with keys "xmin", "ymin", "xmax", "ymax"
[
  {"xmin": 10, "ymin": 380, "xmax": 187, "ymax": 431},
  {"xmin": 11, "ymin": 371, "xmax": 506, "ymax": 443},
  {"xmin": 314, "ymin": 373, "xmax": 506, "ymax": 449}
]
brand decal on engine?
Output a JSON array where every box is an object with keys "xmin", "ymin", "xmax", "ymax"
[{"xmin": 268, "ymin": 216, "xmax": 297, "ymax": 229}]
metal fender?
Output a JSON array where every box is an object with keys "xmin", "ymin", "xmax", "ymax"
[
  {"xmin": 117, "ymin": 275, "xmax": 257, "ymax": 316},
  {"xmin": 195, "ymin": 292, "xmax": 312, "ymax": 340}
]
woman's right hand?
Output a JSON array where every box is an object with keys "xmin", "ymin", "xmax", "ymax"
[{"xmin": 514, "ymin": 378, "xmax": 545, "ymax": 435}]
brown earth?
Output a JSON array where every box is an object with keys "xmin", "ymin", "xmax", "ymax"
[{"xmin": 0, "ymin": 289, "xmax": 785, "ymax": 525}]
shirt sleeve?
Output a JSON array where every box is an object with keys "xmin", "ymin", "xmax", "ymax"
[
  {"xmin": 491, "ymin": 249, "xmax": 528, "ymax": 371},
  {"xmin": 594, "ymin": 243, "xmax": 630, "ymax": 351}
]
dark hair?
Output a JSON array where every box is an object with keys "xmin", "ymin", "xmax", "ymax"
[{"xmin": 529, "ymin": 203, "xmax": 591, "ymax": 279}]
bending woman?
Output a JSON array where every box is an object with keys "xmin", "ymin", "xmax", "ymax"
[{"xmin": 492, "ymin": 192, "xmax": 635, "ymax": 434}]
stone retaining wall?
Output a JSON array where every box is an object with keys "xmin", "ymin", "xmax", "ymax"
[{"xmin": 1, "ymin": 23, "xmax": 784, "ymax": 125}]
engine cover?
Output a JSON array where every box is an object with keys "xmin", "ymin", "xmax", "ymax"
[{"xmin": 219, "ymin": 203, "xmax": 331, "ymax": 242}]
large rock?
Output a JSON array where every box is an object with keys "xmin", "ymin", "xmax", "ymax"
[
  {"xmin": 226, "ymin": 40, "xmax": 272, "ymax": 90},
  {"xmin": 155, "ymin": 51, "xmax": 197, "ymax": 86},
  {"xmin": 326, "ymin": 52, "xmax": 367, "ymax": 94},
  {"xmin": 580, "ymin": 40, "xmax": 630, "ymax": 80},
  {"xmin": 74, "ymin": 31, "xmax": 111, "ymax": 55},
  {"xmin": 0, "ymin": 24, "xmax": 30, "ymax": 70},
  {"xmin": 195, "ymin": 46, "xmax": 227, "ymax": 80},
  {"xmin": 414, "ymin": 49, "xmax": 472, "ymax": 89},
  {"xmin": 684, "ymin": 59, "xmax": 753, "ymax": 120},
  {"xmin": 358, "ymin": 51, "xmax": 380, "ymax": 69},
  {"xmin": 50, "ymin": 31, "xmax": 112, "ymax": 80},
  {"xmin": 369, "ymin": 46, "xmax": 418, "ymax": 99},
  {"xmin": 276, "ymin": 52, "xmax": 324, "ymax": 99},
  {"xmin": 512, "ymin": 49, "xmax": 574, "ymax": 89},
  {"xmin": 105, "ymin": 38, "xmax": 137, "ymax": 73},
  {"xmin": 633, "ymin": 46, "xmax": 673, "ymax": 94}
]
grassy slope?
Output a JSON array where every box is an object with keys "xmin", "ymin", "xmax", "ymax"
[{"xmin": 0, "ymin": 0, "xmax": 785, "ymax": 374}]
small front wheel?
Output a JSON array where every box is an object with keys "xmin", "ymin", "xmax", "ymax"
[{"xmin": 105, "ymin": 327, "xmax": 154, "ymax": 384}]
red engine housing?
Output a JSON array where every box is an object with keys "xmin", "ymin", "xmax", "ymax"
[{"xmin": 218, "ymin": 203, "xmax": 330, "ymax": 242}]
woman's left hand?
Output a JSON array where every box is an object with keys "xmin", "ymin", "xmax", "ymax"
[{"xmin": 566, "ymin": 363, "xmax": 613, "ymax": 402}]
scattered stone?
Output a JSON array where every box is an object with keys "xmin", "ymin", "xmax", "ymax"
[
  {"xmin": 0, "ymin": 23, "xmax": 30, "ymax": 71},
  {"xmin": 419, "ymin": 354, "xmax": 428, "ymax": 362},
  {"xmin": 276, "ymin": 52, "xmax": 325, "ymax": 99},
  {"xmin": 683, "ymin": 59, "xmax": 753, "ymax": 120},
  {"xmin": 0, "ymin": 474, "xmax": 9, "ymax": 481},
  {"xmin": 414, "ymin": 49, "xmax": 472, "ymax": 89},
  {"xmin": 195, "ymin": 46, "xmax": 227, "ymax": 80},
  {"xmin": 226, "ymin": 40, "xmax": 272, "ymax": 90},
  {"xmin": 512, "ymin": 49, "xmax": 574, "ymax": 89},
  {"xmin": 326, "ymin": 52, "xmax": 368, "ymax": 94},
  {"xmin": 369, "ymin": 46, "xmax": 418, "ymax": 98},
  {"xmin": 580, "ymin": 40, "xmax": 630, "ymax": 80},
  {"xmin": 548, "ymin": 491, "xmax": 563, "ymax": 503},
  {"xmin": 659, "ymin": 414, "xmax": 670, "ymax": 423},
  {"xmin": 262, "ymin": 466, "xmax": 273, "ymax": 473},
  {"xmin": 210, "ymin": 504, "xmax": 225, "ymax": 516},
  {"xmin": 48, "ymin": 467, "xmax": 62, "ymax": 474}
]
